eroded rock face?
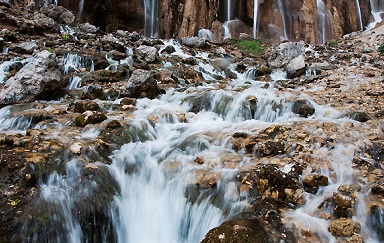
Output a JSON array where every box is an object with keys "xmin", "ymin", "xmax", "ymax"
[{"xmin": 0, "ymin": 50, "xmax": 65, "ymax": 106}]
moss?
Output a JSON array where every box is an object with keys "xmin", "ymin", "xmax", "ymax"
[
  {"xmin": 379, "ymin": 43, "xmax": 384, "ymax": 55},
  {"xmin": 329, "ymin": 40, "xmax": 338, "ymax": 47},
  {"xmin": 237, "ymin": 39, "xmax": 264, "ymax": 56}
]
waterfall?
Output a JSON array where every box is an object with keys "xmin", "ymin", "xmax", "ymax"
[
  {"xmin": 356, "ymin": 0, "xmax": 363, "ymax": 31},
  {"xmin": 143, "ymin": 0, "xmax": 158, "ymax": 37},
  {"xmin": 368, "ymin": 0, "xmax": 384, "ymax": 29},
  {"xmin": 78, "ymin": 0, "xmax": 84, "ymax": 21},
  {"xmin": 316, "ymin": 0, "xmax": 330, "ymax": 44},
  {"xmin": 277, "ymin": 0, "xmax": 288, "ymax": 40},
  {"xmin": 227, "ymin": 0, "xmax": 232, "ymax": 21},
  {"xmin": 253, "ymin": 0, "xmax": 259, "ymax": 39}
]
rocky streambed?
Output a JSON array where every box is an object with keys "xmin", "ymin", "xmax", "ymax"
[{"xmin": 0, "ymin": 2, "xmax": 384, "ymax": 243}]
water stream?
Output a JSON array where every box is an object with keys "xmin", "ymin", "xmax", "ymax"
[
  {"xmin": 356, "ymin": 0, "xmax": 363, "ymax": 31},
  {"xmin": 316, "ymin": 0, "xmax": 330, "ymax": 44},
  {"xmin": 277, "ymin": 0, "xmax": 288, "ymax": 40},
  {"xmin": 368, "ymin": 0, "xmax": 384, "ymax": 29}
]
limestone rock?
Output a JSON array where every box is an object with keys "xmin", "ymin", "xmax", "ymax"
[
  {"xmin": 286, "ymin": 55, "xmax": 306, "ymax": 79},
  {"xmin": 124, "ymin": 69, "xmax": 159, "ymax": 99},
  {"xmin": 42, "ymin": 4, "xmax": 75, "ymax": 24},
  {"xmin": 0, "ymin": 50, "xmax": 65, "ymax": 106},
  {"xmin": 136, "ymin": 45, "xmax": 158, "ymax": 63},
  {"xmin": 75, "ymin": 111, "xmax": 107, "ymax": 127},
  {"xmin": 14, "ymin": 41, "xmax": 37, "ymax": 54},
  {"xmin": 329, "ymin": 218, "xmax": 360, "ymax": 237},
  {"xmin": 181, "ymin": 37, "xmax": 206, "ymax": 48},
  {"xmin": 268, "ymin": 42, "xmax": 305, "ymax": 69},
  {"xmin": 81, "ymin": 23, "xmax": 98, "ymax": 33}
]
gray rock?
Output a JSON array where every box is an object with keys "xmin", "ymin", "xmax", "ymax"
[
  {"xmin": 125, "ymin": 69, "xmax": 159, "ymax": 99},
  {"xmin": 268, "ymin": 42, "xmax": 305, "ymax": 69},
  {"xmin": 292, "ymin": 99, "xmax": 315, "ymax": 118},
  {"xmin": 0, "ymin": 50, "xmax": 65, "ymax": 106},
  {"xmin": 136, "ymin": 45, "xmax": 158, "ymax": 63},
  {"xmin": 286, "ymin": 55, "xmax": 306, "ymax": 79},
  {"xmin": 15, "ymin": 41, "xmax": 37, "ymax": 54},
  {"xmin": 81, "ymin": 23, "xmax": 98, "ymax": 33},
  {"xmin": 42, "ymin": 4, "xmax": 75, "ymax": 24},
  {"xmin": 181, "ymin": 36, "xmax": 206, "ymax": 48},
  {"xmin": 24, "ymin": 13, "xmax": 55, "ymax": 32}
]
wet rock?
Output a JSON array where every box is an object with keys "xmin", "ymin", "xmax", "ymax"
[
  {"xmin": 81, "ymin": 84, "xmax": 104, "ymax": 100},
  {"xmin": 73, "ymin": 100, "xmax": 100, "ymax": 113},
  {"xmin": 22, "ymin": 12, "xmax": 55, "ymax": 34},
  {"xmin": 201, "ymin": 218, "xmax": 274, "ymax": 243},
  {"xmin": 124, "ymin": 69, "xmax": 159, "ymax": 99},
  {"xmin": 333, "ymin": 192, "xmax": 353, "ymax": 217},
  {"xmin": 120, "ymin": 97, "xmax": 136, "ymax": 106},
  {"xmin": 14, "ymin": 109, "xmax": 52, "ymax": 125},
  {"xmin": 292, "ymin": 99, "xmax": 315, "ymax": 118},
  {"xmin": 369, "ymin": 205, "xmax": 384, "ymax": 241},
  {"xmin": 14, "ymin": 41, "xmax": 37, "ymax": 54},
  {"xmin": 42, "ymin": 4, "xmax": 75, "ymax": 25},
  {"xmin": 303, "ymin": 174, "xmax": 328, "ymax": 187},
  {"xmin": 161, "ymin": 45, "xmax": 176, "ymax": 54},
  {"xmin": 286, "ymin": 55, "xmax": 306, "ymax": 79},
  {"xmin": 196, "ymin": 170, "xmax": 221, "ymax": 188},
  {"xmin": 329, "ymin": 218, "xmax": 360, "ymax": 237},
  {"xmin": 75, "ymin": 111, "xmax": 107, "ymax": 127},
  {"xmin": 347, "ymin": 112, "xmax": 371, "ymax": 122},
  {"xmin": 347, "ymin": 233, "xmax": 365, "ymax": 243},
  {"xmin": 371, "ymin": 183, "xmax": 384, "ymax": 197},
  {"xmin": 0, "ymin": 50, "xmax": 65, "ymax": 106},
  {"xmin": 136, "ymin": 45, "xmax": 158, "ymax": 63}
]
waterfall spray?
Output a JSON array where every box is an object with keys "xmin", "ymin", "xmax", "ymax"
[
  {"xmin": 356, "ymin": 0, "xmax": 363, "ymax": 31},
  {"xmin": 144, "ymin": 0, "xmax": 158, "ymax": 37},
  {"xmin": 227, "ymin": 0, "xmax": 232, "ymax": 22},
  {"xmin": 316, "ymin": 0, "xmax": 330, "ymax": 44},
  {"xmin": 277, "ymin": 0, "xmax": 288, "ymax": 40},
  {"xmin": 78, "ymin": 0, "xmax": 84, "ymax": 21}
]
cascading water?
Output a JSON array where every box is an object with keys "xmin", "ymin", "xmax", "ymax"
[
  {"xmin": 356, "ymin": 0, "xmax": 363, "ymax": 31},
  {"xmin": 253, "ymin": 0, "xmax": 259, "ymax": 39},
  {"xmin": 368, "ymin": 0, "xmax": 384, "ymax": 29},
  {"xmin": 143, "ymin": 0, "xmax": 158, "ymax": 37},
  {"xmin": 316, "ymin": 0, "xmax": 331, "ymax": 44}
]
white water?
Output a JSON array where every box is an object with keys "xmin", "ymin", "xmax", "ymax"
[
  {"xmin": 316, "ymin": 0, "xmax": 330, "ymax": 44},
  {"xmin": 68, "ymin": 75, "xmax": 82, "ymax": 89},
  {"xmin": 223, "ymin": 21, "xmax": 231, "ymax": 39},
  {"xmin": 368, "ymin": 0, "xmax": 384, "ymax": 29},
  {"xmin": 356, "ymin": 0, "xmax": 363, "ymax": 31},
  {"xmin": 277, "ymin": 0, "xmax": 288, "ymax": 40},
  {"xmin": 197, "ymin": 29, "xmax": 215, "ymax": 41},
  {"xmin": 253, "ymin": 0, "xmax": 259, "ymax": 39},
  {"xmin": 143, "ymin": 0, "xmax": 158, "ymax": 37}
]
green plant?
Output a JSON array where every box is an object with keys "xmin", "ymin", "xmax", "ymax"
[
  {"xmin": 237, "ymin": 39, "xmax": 263, "ymax": 56},
  {"xmin": 8, "ymin": 198, "xmax": 21, "ymax": 206},
  {"xmin": 61, "ymin": 33, "xmax": 70, "ymax": 40},
  {"xmin": 378, "ymin": 43, "xmax": 384, "ymax": 55},
  {"xmin": 329, "ymin": 40, "xmax": 338, "ymax": 47}
]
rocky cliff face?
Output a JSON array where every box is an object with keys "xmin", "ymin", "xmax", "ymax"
[{"xmin": 39, "ymin": 0, "xmax": 377, "ymax": 43}]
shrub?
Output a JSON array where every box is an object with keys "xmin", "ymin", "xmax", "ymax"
[
  {"xmin": 378, "ymin": 43, "xmax": 384, "ymax": 55},
  {"xmin": 237, "ymin": 39, "xmax": 263, "ymax": 56}
]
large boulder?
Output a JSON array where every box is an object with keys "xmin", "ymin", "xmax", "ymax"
[
  {"xmin": 42, "ymin": 4, "xmax": 75, "ymax": 25},
  {"xmin": 285, "ymin": 55, "xmax": 306, "ymax": 79},
  {"xmin": 268, "ymin": 42, "xmax": 305, "ymax": 69},
  {"xmin": 0, "ymin": 50, "xmax": 65, "ymax": 106},
  {"xmin": 135, "ymin": 45, "xmax": 158, "ymax": 63},
  {"xmin": 292, "ymin": 99, "xmax": 315, "ymax": 118},
  {"xmin": 124, "ymin": 69, "xmax": 159, "ymax": 99}
]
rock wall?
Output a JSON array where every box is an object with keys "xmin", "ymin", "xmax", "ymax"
[{"xmin": 52, "ymin": 0, "xmax": 374, "ymax": 43}]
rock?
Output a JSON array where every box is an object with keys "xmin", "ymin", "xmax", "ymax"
[
  {"xmin": 347, "ymin": 233, "xmax": 364, "ymax": 243},
  {"xmin": 333, "ymin": 192, "xmax": 353, "ymax": 208},
  {"xmin": 371, "ymin": 184, "xmax": 384, "ymax": 197},
  {"xmin": 81, "ymin": 84, "xmax": 104, "ymax": 100},
  {"xmin": 73, "ymin": 100, "xmax": 100, "ymax": 113},
  {"xmin": 286, "ymin": 55, "xmax": 306, "ymax": 79},
  {"xmin": 0, "ymin": 50, "xmax": 65, "ymax": 106},
  {"xmin": 14, "ymin": 41, "xmax": 38, "ymax": 54},
  {"xmin": 75, "ymin": 111, "xmax": 107, "ymax": 127},
  {"xmin": 268, "ymin": 42, "xmax": 305, "ymax": 69},
  {"xmin": 135, "ymin": 45, "xmax": 158, "ymax": 63},
  {"xmin": 22, "ymin": 13, "xmax": 55, "ymax": 33},
  {"xmin": 81, "ymin": 23, "xmax": 98, "ymax": 33},
  {"xmin": 292, "ymin": 99, "xmax": 315, "ymax": 118},
  {"xmin": 347, "ymin": 112, "xmax": 371, "ymax": 122},
  {"xmin": 42, "ymin": 4, "xmax": 75, "ymax": 24},
  {"xmin": 329, "ymin": 218, "xmax": 360, "ymax": 237},
  {"xmin": 14, "ymin": 109, "xmax": 52, "ymax": 125},
  {"xmin": 201, "ymin": 218, "xmax": 275, "ymax": 243},
  {"xmin": 70, "ymin": 142, "xmax": 83, "ymax": 154},
  {"xmin": 120, "ymin": 97, "xmax": 137, "ymax": 106},
  {"xmin": 124, "ymin": 69, "xmax": 159, "ymax": 99},
  {"xmin": 239, "ymin": 33, "xmax": 254, "ymax": 41},
  {"xmin": 161, "ymin": 45, "xmax": 176, "ymax": 54},
  {"xmin": 303, "ymin": 174, "xmax": 329, "ymax": 187},
  {"xmin": 181, "ymin": 37, "xmax": 206, "ymax": 48}
]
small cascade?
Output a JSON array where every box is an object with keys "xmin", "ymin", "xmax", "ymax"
[
  {"xmin": 223, "ymin": 22, "xmax": 231, "ymax": 39},
  {"xmin": 143, "ymin": 0, "xmax": 158, "ymax": 37},
  {"xmin": 316, "ymin": 0, "xmax": 331, "ymax": 44},
  {"xmin": 277, "ymin": 0, "xmax": 289, "ymax": 40},
  {"xmin": 253, "ymin": 0, "xmax": 259, "ymax": 39},
  {"xmin": 2, "ymin": 46, "xmax": 8, "ymax": 54},
  {"xmin": 68, "ymin": 76, "xmax": 82, "ymax": 90},
  {"xmin": 62, "ymin": 53, "xmax": 92, "ymax": 75},
  {"xmin": 356, "ymin": 0, "xmax": 363, "ymax": 31},
  {"xmin": 197, "ymin": 29, "xmax": 215, "ymax": 41}
]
